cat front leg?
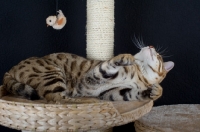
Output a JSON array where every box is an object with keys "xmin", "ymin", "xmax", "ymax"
[
  {"xmin": 92, "ymin": 54, "xmax": 135, "ymax": 80},
  {"xmin": 99, "ymin": 87, "xmax": 136, "ymax": 101},
  {"xmin": 109, "ymin": 54, "xmax": 135, "ymax": 66},
  {"xmin": 99, "ymin": 84, "xmax": 162, "ymax": 101}
]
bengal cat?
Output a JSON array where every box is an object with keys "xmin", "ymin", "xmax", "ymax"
[{"xmin": 1, "ymin": 46, "xmax": 174, "ymax": 103}]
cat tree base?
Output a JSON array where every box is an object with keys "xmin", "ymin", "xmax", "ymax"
[{"xmin": 134, "ymin": 104, "xmax": 200, "ymax": 132}]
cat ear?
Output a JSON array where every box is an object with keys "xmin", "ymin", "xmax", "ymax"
[{"xmin": 164, "ymin": 61, "xmax": 174, "ymax": 72}]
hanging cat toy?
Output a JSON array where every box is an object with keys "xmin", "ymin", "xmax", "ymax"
[{"xmin": 46, "ymin": 0, "xmax": 67, "ymax": 30}]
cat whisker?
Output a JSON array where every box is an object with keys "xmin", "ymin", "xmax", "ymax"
[
  {"xmin": 156, "ymin": 45, "xmax": 162, "ymax": 53},
  {"xmin": 159, "ymin": 47, "xmax": 168, "ymax": 55},
  {"xmin": 138, "ymin": 36, "xmax": 146, "ymax": 48},
  {"xmin": 155, "ymin": 45, "xmax": 172, "ymax": 58},
  {"xmin": 132, "ymin": 36, "xmax": 142, "ymax": 49},
  {"xmin": 156, "ymin": 45, "xmax": 164, "ymax": 53},
  {"xmin": 131, "ymin": 35, "xmax": 146, "ymax": 49},
  {"xmin": 132, "ymin": 39, "xmax": 141, "ymax": 49},
  {"xmin": 161, "ymin": 54, "xmax": 173, "ymax": 58}
]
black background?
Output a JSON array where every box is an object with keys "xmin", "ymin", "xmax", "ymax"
[{"xmin": 0, "ymin": 0, "xmax": 200, "ymax": 131}]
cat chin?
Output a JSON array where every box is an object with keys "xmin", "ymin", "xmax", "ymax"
[
  {"xmin": 147, "ymin": 78, "xmax": 160, "ymax": 84},
  {"xmin": 134, "ymin": 52, "xmax": 143, "ymax": 61}
]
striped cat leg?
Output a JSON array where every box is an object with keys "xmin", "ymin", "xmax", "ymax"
[
  {"xmin": 99, "ymin": 84, "xmax": 162, "ymax": 101},
  {"xmin": 3, "ymin": 72, "xmax": 40, "ymax": 100},
  {"xmin": 40, "ymin": 74, "xmax": 101, "ymax": 103},
  {"xmin": 92, "ymin": 54, "xmax": 135, "ymax": 79},
  {"xmin": 99, "ymin": 87, "xmax": 135, "ymax": 101}
]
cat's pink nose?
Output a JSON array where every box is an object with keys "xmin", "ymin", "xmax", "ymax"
[{"xmin": 149, "ymin": 46, "xmax": 154, "ymax": 48}]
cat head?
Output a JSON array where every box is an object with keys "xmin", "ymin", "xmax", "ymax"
[{"xmin": 134, "ymin": 46, "xmax": 174, "ymax": 84}]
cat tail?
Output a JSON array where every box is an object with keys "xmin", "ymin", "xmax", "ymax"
[{"xmin": 2, "ymin": 72, "xmax": 40, "ymax": 100}]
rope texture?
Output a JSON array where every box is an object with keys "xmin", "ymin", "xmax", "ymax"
[{"xmin": 86, "ymin": 0, "xmax": 114, "ymax": 60}]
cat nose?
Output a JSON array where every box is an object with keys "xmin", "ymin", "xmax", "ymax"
[{"xmin": 149, "ymin": 46, "xmax": 154, "ymax": 48}]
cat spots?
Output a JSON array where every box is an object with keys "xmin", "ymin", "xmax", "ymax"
[
  {"xmin": 71, "ymin": 61, "xmax": 77, "ymax": 71},
  {"xmin": 109, "ymin": 95, "xmax": 114, "ymax": 101},
  {"xmin": 71, "ymin": 54, "xmax": 78, "ymax": 59},
  {"xmin": 80, "ymin": 60, "xmax": 88, "ymax": 70},
  {"xmin": 53, "ymin": 60, "xmax": 59, "ymax": 66},
  {"xmin": 142, "ymin": 88, "xmax": 151, "ymax": 98},
  {"xmin": 143, "ymin": 77, "xmax": 149, "ymax": 85},
  {"xmin": 18, "ymin": 65, "xmax": 26, "ymax": 70},
  {"xmin": 78, "ymin": 83, "xmax": 83, "ymax": 91},
  {"xmin": 111, "ymin": 72, "xmax": 119, "ymax": 79},
  {"xmin": 148, "ymin": 64, "xmax": 165, "ymax": 77},
  {"xmin": 134, "ymin": 83, "xmax": 140, "ymax": 89},
  {"xmin": 77, "ymin": 72, "xmax": 81, "ymax": 77},
  {"xmin": 36, "ymin": 60, "xmax": 44, "ymax": 66},
  {"xmin": 24, "ymin": 61, "xmax": 31, "ymax": 64},
  {"xmin": 119, "ymin": 88, "xmax": 131, "ymax": 101},
  {"xmin": 45, "ymin": 67, "xmax": 52, "ymax": 70},
  {"xmin": 26, "ymin": 78, "xmax": 33, "ymax": 84},
  {"xmin": 57, "ymin": 54, "xmax": 66, "ymax": 60},
  {"xmin": 32, "ymin": 67, "xmax": 42, "ymax": 73},
  {"xmin": 53, "ymin": 86, "xmax": 65, "ymax": 93},
  {"xmin": 43, "ymin": 86, "xmax": 65, "ymax": 97},
  {"xmin": 44, "ymin": 60, "xmax": 51, "ymax": 65},
  {"xmin": 32, "ymin": 83, "xmax": 40, "ymax": 89},
  {"xmin": 44, "ymin": 78, "xmax": 64, "ymax": 86},
  {"xmin": 19, "ymin": 72, "xmax": 24, "ymax": 78},
  {"xmin": 43, "ymin": 76, "xmax": 56, "ymax": 80},
  {"xmin": 99, "ymin": 87, "xmax": 117, "ymax": 97},
  {"xmin": 85, "ymin": 76, "xmax": 101, "ymax": 85},
  {"xmin": 123, "ymin": 67, "xmax": 129, "ymax": 74},
  {"xmin": 29, "ymin": 74, "xmax": 39, "ymax": 78},
  {"xmin": 93, "ymin": 73, "xmax": 100, "ymax": 80},
  {"xmin": 70, "ymin": 80, "xmax": 77, "ymax": 88},
  {"xmin": 131, "ymin": 73, "xmax": 134, "ymax": 79}
]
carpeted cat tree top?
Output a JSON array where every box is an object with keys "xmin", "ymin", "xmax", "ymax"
[{"xmin": 0, "ymin": 1, "xmax": 153, "ymax": 131}]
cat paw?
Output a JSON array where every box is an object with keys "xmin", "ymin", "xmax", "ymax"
[
  {"xmin": 112, "ymin": 54, "xmax": 135, "ymax": 66},
  {"xmin": 149, "ymin": 85, "xmax": 163, "ymax": 100},
  {"xmin": 141, "ymin": 84, "xmax": 162, "ymax": 101}
]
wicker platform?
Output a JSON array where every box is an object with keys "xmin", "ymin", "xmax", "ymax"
[{"xmin": 0, "ymin": 92, "xmax": 153, "ymax": 131}]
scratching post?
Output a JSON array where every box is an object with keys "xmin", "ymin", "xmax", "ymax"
[{"xmin": 86, "ymin": 0, "xmax": 114, "ymax": 60}]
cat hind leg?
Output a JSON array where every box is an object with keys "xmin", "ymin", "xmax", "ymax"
[{"xmin": 3, "ymin": 72, "xmax": 40, "ymax": 100}]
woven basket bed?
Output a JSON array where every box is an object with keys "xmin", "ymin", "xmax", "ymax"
[
  {"xmin": 0, "ymin": 85, "xmax": 153, "ymax": 131},
  {"xmin": 134, "ymin": 104, "xmax": 200, "ymax": 132}
]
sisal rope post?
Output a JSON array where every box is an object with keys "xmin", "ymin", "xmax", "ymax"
[
  {"xmin": 86, "ymin": 0, "xmax": 115, "ymax": 60},
  {"xmin": 86, "ymin": 1, "xmax": 115, "ymax": 131}
]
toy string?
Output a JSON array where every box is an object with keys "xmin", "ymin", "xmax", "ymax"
[{"xmin": 55, "ymin": 0, "xmax": 59, "ymax": 15}]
